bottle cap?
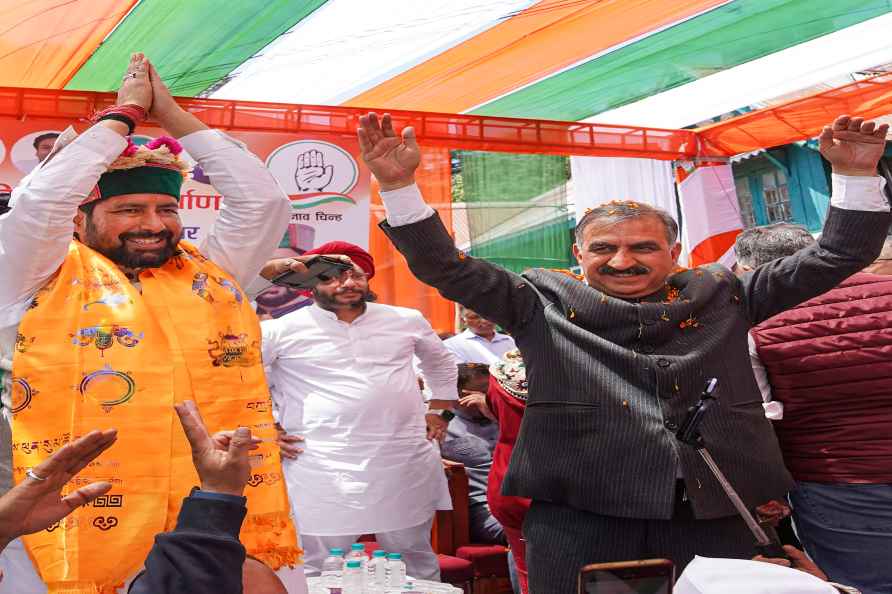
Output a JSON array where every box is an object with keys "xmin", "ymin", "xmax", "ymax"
[
  {"xmin": 387, "ymin": 553, "xmax": 402, "ymax": 560},
  {"xmin": 351, "ymin": 543, "xmax": 366, "ymax": 551},
  {"xmin": 346, "ymin": 560, "xmax": 361, "ymax": 568},
  {"xmin": 372, "ymin": 550, "xmax": 387, "ymax": 557},
  {"xmin": 330, "ymin": 548, "xmax": 344, "ymax": 556}
]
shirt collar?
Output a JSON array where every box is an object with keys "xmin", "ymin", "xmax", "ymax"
[
  {"xmin": 310, "ymin": 302, "xmax": 371, "ymax": 323},
  {"xmin": 462, "ymin": 328, "xmax": 510, "ymax": 343}
]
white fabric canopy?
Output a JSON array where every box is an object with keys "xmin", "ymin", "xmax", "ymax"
[
  {"xmin": 212, "ymin": 0, "xmax": 535, "ymax": 105},
  {"xmin": 586, "ymin": 13, "xmax": 892, "ymax": 129}
]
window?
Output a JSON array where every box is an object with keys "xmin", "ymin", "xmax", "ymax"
[
  {"xmin": 735, "ymin": 177, "xmax": 756, "ymax": 228},
  {"xmin": 762, "ymin": 169, "xmax": 792, "ymax": 223}
]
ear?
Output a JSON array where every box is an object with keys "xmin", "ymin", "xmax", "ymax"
[
  {"xmin": 572, "ymin": 242, "xmax": 583, "ymax": 265},
  {"xmin": 669, "ymin": 242, "xmax": 682, "ymax": 264}
]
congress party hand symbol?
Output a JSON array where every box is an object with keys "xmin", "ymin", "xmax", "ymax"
[{"xmin": 295, "ymin": 149, "xmax": 334, "ymax": 192}]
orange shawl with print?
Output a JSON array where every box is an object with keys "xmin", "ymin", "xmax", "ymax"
[{"xmin": 11, "ymin": 240, "xmax": 299, "ymax": 594}]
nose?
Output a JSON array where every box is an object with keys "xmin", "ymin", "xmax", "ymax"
[
  {"xmin": 607, "ymin": 248, "xmax": 636, "ymax": 270},
  {"xmin": 138, "ymin": 211, "xmax": 167, "ymax": 234},
  {"xmin": 341, "ymin": 273, "xmax": 361, "ymax": 288}
]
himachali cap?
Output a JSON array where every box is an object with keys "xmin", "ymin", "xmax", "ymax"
[{"xmin": 82, "ymin": 136, "xmax": 189, "ymax": 205}]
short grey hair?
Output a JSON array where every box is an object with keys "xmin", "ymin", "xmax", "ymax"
[
  {"xmin": 734, "ymin": 223, "xmax": 814, "ymax": 268},
  {"xmin": 575, "ymin": 201, "xmax": 679, "ymax": 246}
]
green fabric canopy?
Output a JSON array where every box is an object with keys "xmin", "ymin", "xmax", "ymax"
[
  {"xmin": 473, "ymin": 0, "xmax": 892, "ymax": 121},
  {"xmin": 66, "ymin": 0, "xmax": 328, "ymax": 96}
]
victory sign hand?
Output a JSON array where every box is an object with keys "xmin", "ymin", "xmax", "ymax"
[
  {"xmin": 175, "ymin": 400, "xmax": 256, "ymax": 497},
  {"xmin": 357, "ymin": 112, "xmax": 420, "ymax": 191},
  {"xmin": 819, "ymin": 115, "xmax": 889, "ymax": 177}
]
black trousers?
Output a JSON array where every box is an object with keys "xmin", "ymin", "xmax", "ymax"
[{"xmin": 524, "ymin": 486, "xmax": 756, "ymax": 594}]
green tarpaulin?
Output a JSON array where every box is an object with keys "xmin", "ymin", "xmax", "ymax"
[
  {"xmin": 474, "ymin": 0, "xmax": 892, "ymax": 121},
  {"xmin": 66, "ymin": 0, "xmax": 328, "ymax": 96}
]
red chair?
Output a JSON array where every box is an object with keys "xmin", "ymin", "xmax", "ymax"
[{"xmin": 434, "ymin": 460, "xmax": 512, "ymax": 594}]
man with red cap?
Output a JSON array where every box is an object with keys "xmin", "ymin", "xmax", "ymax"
[{"xmin": 258, "ymin": 243, "xmax": 458, "ymax": 581}]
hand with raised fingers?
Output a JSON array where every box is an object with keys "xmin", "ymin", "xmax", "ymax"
[
  {"xmin": 296, "ymin": 150, "xmax": 335, "ymax": 192},
  {"xmin": 117, "ymin": 52, "xmax": 153, "ymax": 111},
  {"xmin": 357, "ymin": 112, "xmax": 420, "ymax": 191},
  {"xmin": 0, "ymin": 429, "xmax": 117, "ymax": 550},
  {"xmin": 174, "ymin": 400, "xmax": 253, "ymax": 497},
  {"xmin": 819, "ymin": 115, "xmax": 889, "ymax": 177}
]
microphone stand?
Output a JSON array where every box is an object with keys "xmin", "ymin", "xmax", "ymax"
[{"xmin": 675, "ymin": 378, "xmax": 787, "ymax": 559}]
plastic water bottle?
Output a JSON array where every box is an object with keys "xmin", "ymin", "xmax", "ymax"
[
  {"xmin": 346, "ymin": 542, "xmax": 369, "ymax": 572},
  {"xmin": 368, "ymin": 549, "xmax": 388, "ymax": 590},
  {"xmin": 346, "ymin": 543, "xmax": 369, "ymax": 589},
  {"xmin": 321, "ymin": 547, "xmax": 345, "ymax": 588},
  {"xmin": 385, "ymin": 552, "xmax": 406, "ymax": 588},
  {"xmin": 343, "ymin": 559, "xmax": 363, "ymax": 594}
]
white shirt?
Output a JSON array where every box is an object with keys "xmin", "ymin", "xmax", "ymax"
[
  {"xmin": 443, "ymin": 328, "xmax": 516, "ymax": 365},
  {"xmin": 261, "ymin": 302, "xmax": 457, "ymax": 535},
  {"xmin": 0, "ymin": 125, "xmax": 291, "ymax": 413}
]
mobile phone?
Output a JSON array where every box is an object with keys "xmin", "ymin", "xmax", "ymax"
[
  {"xmin": 271, "ymin": 256, "xmax": 353, "ymax": 290},
  {"xmin": 578, "ymin": 559, "xmax": 674, "ymax": 594}
]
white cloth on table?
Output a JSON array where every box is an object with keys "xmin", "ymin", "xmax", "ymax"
[{"xmin": 261, "ymin": 303, "xmax": 456, "ymax": 536}]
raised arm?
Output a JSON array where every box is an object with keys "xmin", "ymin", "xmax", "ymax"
[
  {"xmin": 358, "ymin": 113, "xmax": 540, "ymax": 332},
  {"xmin": 146, "ymin": 62, "xmax": 291, "ymax": 289},
  {"xmin": 745, "ymin": 116, "xmax": 892, "ymax": 324},
  {"xmin": 0, "ymin": 54, "xmax": 149, "ymax": 312}
]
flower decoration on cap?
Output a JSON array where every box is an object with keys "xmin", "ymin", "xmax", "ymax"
[
  {"xmin": 106, "ymin": 135, "xmax": 187, "ymax": 173},
  {"xmin": 82, "ymin": 136, "xmax": 189, "ymax": 206}
]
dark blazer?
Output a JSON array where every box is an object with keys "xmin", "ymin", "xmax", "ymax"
[{"xmin": 382, "ymin": 206, "xmax": 891, "ymax": 520}]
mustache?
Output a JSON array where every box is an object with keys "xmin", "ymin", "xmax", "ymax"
[
  {"xmin": 598, "ymin": 264, "xmax": 650, "ymax": 277},
  {"xmin": 119, "ymin": 230, "xmax": 175, "ymax": 243}
]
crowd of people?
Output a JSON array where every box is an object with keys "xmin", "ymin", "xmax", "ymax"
[{"xmin": 0, "ymin": 51, "xmax": 889, "ymax": 594}]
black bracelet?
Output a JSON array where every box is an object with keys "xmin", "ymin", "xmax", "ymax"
[{"xmin": 98, "ymin": 113, "xmax": 136, "ymax": 135}]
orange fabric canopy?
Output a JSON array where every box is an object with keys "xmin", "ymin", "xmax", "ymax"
[
  {"xmin": 344, "ymin": 0, "xmax": 730, "ymax": 113},
  {"xmin": 0, "ymin": 1, "xmax": 136, "ymax": 89},
  {"xmin": 697, "ymin": 73, "xmax": 892, "ymax": 156}
]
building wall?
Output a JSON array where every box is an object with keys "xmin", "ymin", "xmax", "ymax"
[{"xmin": 731, "ymin": 143, "xmax": 831, "ymax": 233}]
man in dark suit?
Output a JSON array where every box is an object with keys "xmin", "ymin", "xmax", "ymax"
[{"xmin": 357, "ymin": 112, "xmax": 891, "ymax": 593}]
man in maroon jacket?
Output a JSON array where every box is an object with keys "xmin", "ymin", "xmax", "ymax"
[{"xmin": 736, "ymin": 223, "xmax": 892, "ymax": 594}]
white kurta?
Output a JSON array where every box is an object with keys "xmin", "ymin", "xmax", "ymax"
[{"xmin": 261, "ymin": 303, "xmax": 457, "ymax": 535}]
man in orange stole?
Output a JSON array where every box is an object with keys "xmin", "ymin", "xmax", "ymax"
[{"xmin": 0, "ymin": 53, "xmax": 299, "ymax": 593}]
